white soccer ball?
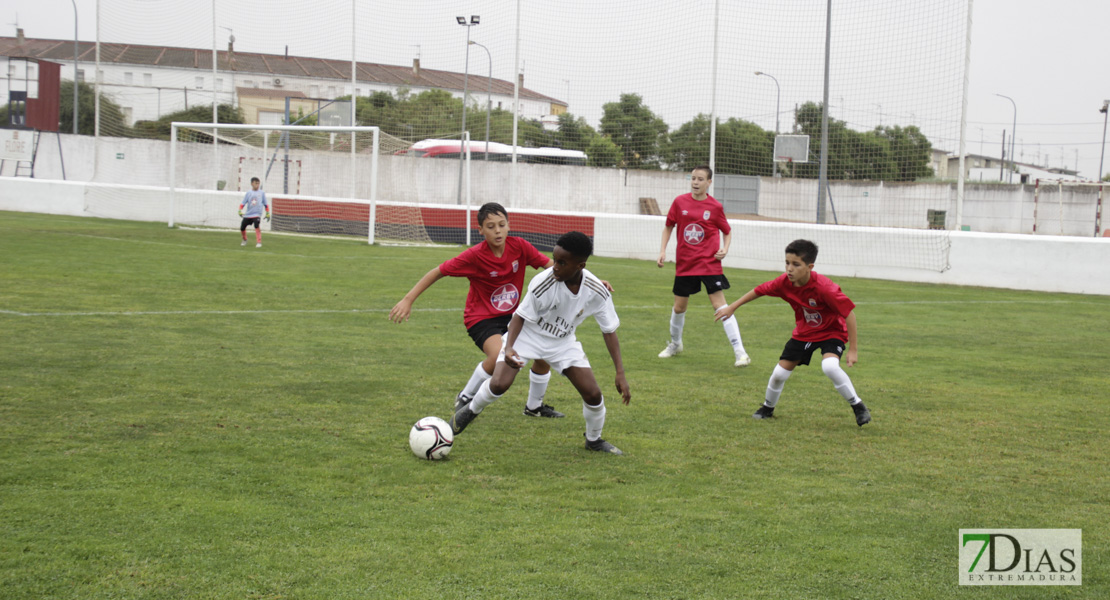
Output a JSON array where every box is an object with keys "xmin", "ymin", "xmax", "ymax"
[{"xmin": 409, "ymin": 416, "xmax": 454, "ymax": 460}]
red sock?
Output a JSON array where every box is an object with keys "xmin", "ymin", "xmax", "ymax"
[
  {"xmin": 256, "ymin": 229, "xmax": 262, "ymax": 244},
  {"xmin": 241, "ymin": 230, "xmax": 247, "ymax": 241}
]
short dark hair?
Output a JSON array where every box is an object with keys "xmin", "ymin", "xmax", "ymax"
[
  {"xmin": 477, "ymin": 202, "xmax": 508, "ymax": 225},
  {"xmin": 693, "ymin": 165, "xmax": 713, "ymax": 180},
  {"xmin": 785, "ymin": 239, "xmax": 818, "ymax": 264},
  {"xmin": 556, "ymin": 231, "xmax": 593, "ymax": 260},
  {"xmin": 250, "ymin": 177, "xmax": 260, "ymax": 183}
]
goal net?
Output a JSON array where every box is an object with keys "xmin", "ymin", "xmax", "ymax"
[
  {"xmin": 168, "ymin": 123, "xmax": 379, "ymax": 240},
  {"xmin": 81, "ymin": 0, "xmax": 978, "ymax": 269}
]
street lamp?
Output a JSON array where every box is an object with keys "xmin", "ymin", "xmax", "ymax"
[
  {"xmin": 754, "ymin": 71, "xmax": 781, "ymax": 177},
  {"xmin": 1098, "ymin": 100, "xmax": 1108, "ymax": 183},
  {"xmin": 71, "ymin": 0, "xmax": 78, "ymax": 134},
  {"xmin": 469, "ymin": 40, "xmax": 492, "ymax": 160},
  {"xmin": 995, "ymin": 93, "xmax": 1017, "ymax": 184},
  {"xmin": 455, "ymin": 15, "xmax": 479, "ymax": 205}
]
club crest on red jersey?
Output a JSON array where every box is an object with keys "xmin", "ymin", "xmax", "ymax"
[
  {"xmin": 490, "ymin": 284, "xmax": 520, "ymax": 312},
  {"xmin": 512, "ymin": 260, "xmax": 519, "ymax": 273},
  {"xmin": 803, "ymin": 307, "xmax": 823, "ymax": 326},
  {"xmin": 683, "ymin": 223, "xmax": 705, "ymax": 245},
  {"xmin": 703, "ymin": 210, "xmax": 711, "ymax": 220}
]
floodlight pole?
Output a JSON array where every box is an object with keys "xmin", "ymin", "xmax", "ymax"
[
  {"xmin": 455, "ymin": 15, "xmax": 479, "ymax": 205},
  {"xmin": 755, "ymin": 71, "xmax": 781, "ymax": 177},
  {"xmin": 469, "ymin": 40, "xmax": 492, "ymax": 159},
  {"xmin": 71, "ymin": 0, "xmax": 78, "ymax": 134},
  {"xmin": 996, "ymin": 93, "xmax": 1017, "ymax": 183},
  {"xmin": 1098, "ymin": 100, "xmax": 1108, "ymax": 183}
]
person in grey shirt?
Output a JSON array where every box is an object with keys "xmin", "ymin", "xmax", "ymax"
[{"xmin": 239, "ymin": 177, "xmax": 270, "ymax": 247}]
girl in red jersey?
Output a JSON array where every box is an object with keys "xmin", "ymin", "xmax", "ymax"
[
  {"xmin": 715, "ymin": 239, "xmax": 871, "ymax": 427},
  {"xmin": 390, "ymin": 203, "xmax": 565, "ymax": 418},
  {"xmin": 656, "ymin": 165, "xmax": 750, "ymax": 367}
]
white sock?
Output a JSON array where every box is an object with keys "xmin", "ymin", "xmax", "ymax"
[
  {"xmin": 822, "ymin": 356, "xmax": 860, "ymax": 404},
  {"xmin": 460, "ymin": 361, "xmax": 492, "ymax": 399},
  {"xmin": 669, "ymin": 310, "xmax": 685, "ymax": 344},
  {"xmin": 583, "ymin": 399, "xmax": 606, "ymax": 442},
  {"xmin": 469, "ymin": 379, "xmax": 502, "ymax": 414},
  {"xmin": 526, "ymin": 370, "xmax": 551, "ymax": 410},
  {"xmin": 765, "ymin": 365, "xmax": 793, "ymax": 408},
  {"xmin": 720, "ymin": 314, "xmax": 747, "ymax": 355}
]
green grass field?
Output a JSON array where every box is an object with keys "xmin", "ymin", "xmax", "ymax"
[{"xmin": 1, "ymin": 210, "xmax": 1105, "ymax": 599}]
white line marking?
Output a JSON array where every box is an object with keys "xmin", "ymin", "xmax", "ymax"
[{"xmin": 0, "ymin": 228, "xmax": 437, "ymax": 261}]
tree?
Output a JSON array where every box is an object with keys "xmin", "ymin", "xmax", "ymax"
[
  {"xmin": 792, "ymin": 102, "xmax": 932, "ymax": 182},
  {"xmin": 57, "ymin": 80, "xmax": 130, "ymax": 137},
  {"xmin": 664, "ymin": 114, "xmax": 775, "ymax": 176},
  {"xmin": 663, "ymin": 114, "xmax": 713, "ymax": 171},
  {"xmin": 875, "ymin": 125, "xmax": 935, "ymax": 181},
  {"xmin": 554, "ymin": 113, "xmax": 596, "ymax": 152},
  {"xmin": 132, "ymin": 104, "xmax": 244, "ymax": 141},
  {"xmin": 586, "ymin": 135, "xmax": 621, "ymax": 168},
  {"xmin": 356, "ymin": 88, "xmax": 463, "ymax": 141},
  {"xmin": 599, "ymin": 93, "xmax": 668, "ymax": 169}
]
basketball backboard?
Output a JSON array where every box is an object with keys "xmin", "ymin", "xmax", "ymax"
[{"xmin": 773, "ymin": 134, "xmax": 810, "ymax": 163}]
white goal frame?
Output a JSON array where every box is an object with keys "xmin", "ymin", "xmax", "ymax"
[
  {"xmin": 1033, "ymin": 179, "xmax": 1105, "ymax": 237},
  {"xmin": 168, "ymin": 122, "xmax": 379, "ymax": 242}
]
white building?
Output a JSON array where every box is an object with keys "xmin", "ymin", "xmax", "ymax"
[
  {"xmin": 1, "ymin": 31, "xmax": 566, "ymax": 128},
  {"xmin": 946, "ymin": 152, "xmax": 1084, "ymax": 184}
]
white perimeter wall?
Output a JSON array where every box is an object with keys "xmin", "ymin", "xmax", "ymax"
[
  {"xmin": 12, "ymin": 134, "xmax": 1106, "ymax": 238},
  {"xmin": 4, "ymin": 177, "xmax": 1109, "ymax": 296}
]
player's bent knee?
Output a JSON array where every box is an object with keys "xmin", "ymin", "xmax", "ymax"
[
  {"xmin": 821, "ymin": 356, "xmax": 843, "ymax": 377},
  {"xmin": 582, "ymin": 393, "xmax": 603, "ymax": 406}
]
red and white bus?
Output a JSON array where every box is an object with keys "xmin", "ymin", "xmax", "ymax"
[{"xmin": 395, "ymin": 139, "xmax": 587, "ymax": 166}]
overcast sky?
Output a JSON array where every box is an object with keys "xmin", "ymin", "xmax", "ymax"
[{"xmin": 6, "ymin": 0, "xmax": 1109, "ymax": 179}]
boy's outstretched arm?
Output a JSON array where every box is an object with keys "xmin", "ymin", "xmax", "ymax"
[
  {"xmin": 657, "ymin": 225, "xmax": 674, "ymax": 268},
  {"xmin": 845, "ymin": 310, "xmax": 858, "ymax": 367},
  {"xmin": 714, "ymin": 289, "xmax": 763, "ymax": 322},
  {"xmin": 388, "ymin": 267, "xmax": 444, "ymax": 323},
  {"xmin": 602, "ymin": 331, "xmax": 631, "ymax": 404}
]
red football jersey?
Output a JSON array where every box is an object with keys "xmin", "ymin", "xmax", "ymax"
[
  {"xmin": 439, "ymin": 236, "xmax": 550, "ymax": 329},
  {"xmin": 754, "ymin": 272, "xmax": 856, "ymax": 342},
  {"xmin": 665, "ymin": 193, "xmax": 731, "ymax": 276}
]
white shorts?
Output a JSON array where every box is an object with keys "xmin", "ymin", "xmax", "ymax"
[{"xmin": 500, "ymin": 329, "xmax": 591, "ymax": 374}]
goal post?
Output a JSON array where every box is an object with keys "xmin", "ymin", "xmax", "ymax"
[{"xmin": 168, "ymin": 122, "xmax": 379, "ymax": 243}]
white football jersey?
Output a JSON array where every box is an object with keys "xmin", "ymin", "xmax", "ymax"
[{"xmin": 515, "ymin": 267, "xmax": 618, "ymax": 343}]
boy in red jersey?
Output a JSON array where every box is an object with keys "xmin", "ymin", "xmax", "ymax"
[
  {"xmin": 715, "ymin": 239, "xmax": 871, "ymax": 427},
  {"xmin": 389, "ymin": 203, "xmax": 563, "ymax": 418},
  {"xmin": 656, "ymin": 165, "xmax": 750, "ymax": 367}
]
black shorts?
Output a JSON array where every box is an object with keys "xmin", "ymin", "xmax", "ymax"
[
  {"xmin": 467, "ymin": 314, "xmax": 512, "ymax": 350},
  {"xmin": 673, "ymin": 274, "xmax": 731, "ymax": 297},
  {"xmin": 779, "ymin": 337, "xmax": 846, "ymax": 366},
  {"xmin": 241, "ymin": 217, "xmax": 262, "ymax": 230}
]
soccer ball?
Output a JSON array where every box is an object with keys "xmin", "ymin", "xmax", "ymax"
[{"xmin": 409, "ymin": 416, "xmax": 454, "ymax": 460}]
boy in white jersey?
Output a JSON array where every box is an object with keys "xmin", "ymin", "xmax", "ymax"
[
  {"xmin": 238, "ymin": 177, "xmax": 270, "ymax": 248},
  {"xmin": 451, "ymin": 231, "xmax": 632, "ymax": 454}
]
